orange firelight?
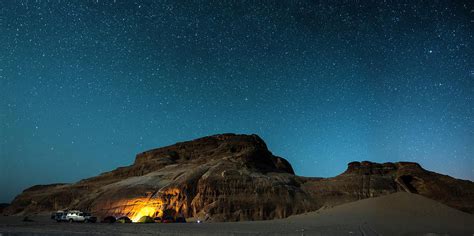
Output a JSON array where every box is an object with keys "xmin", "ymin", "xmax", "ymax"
[
  {"xmin": 100, "ymin": 187, "xmax": 185, "ymax": 222},
  {"xmin": 132, "ymin": 206, "xmax": 157, "ymax": 222}
]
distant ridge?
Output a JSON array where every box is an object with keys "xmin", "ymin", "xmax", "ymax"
[{"xmin": 5, "ymin": 133, "xmax": 474, "ymax": 221}]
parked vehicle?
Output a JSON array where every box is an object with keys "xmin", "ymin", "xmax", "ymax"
[
  {"xmin": 83, "ymin": 212, "xmax": 97, "ymax": 223},
  {"xmin": 52, "ymin": 210, "xmax": 68, "ymax": 222},
  {"xmin": 65, "ymin": 210, "xmax": 97, "ymax": 223}
]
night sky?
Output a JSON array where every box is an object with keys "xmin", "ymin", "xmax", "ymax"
[{"xmin": 1, "ymin": 1, "xmax": 473, "ymax": 203}]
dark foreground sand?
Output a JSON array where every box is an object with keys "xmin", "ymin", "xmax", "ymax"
[{"xmin": 1, "ymin": 192, "xmax": 473, "ymax": 236}]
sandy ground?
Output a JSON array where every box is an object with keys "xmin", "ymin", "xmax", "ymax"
[{"xmin": 1, "ymin": 192, "xmax": 473, "ymax": 236}]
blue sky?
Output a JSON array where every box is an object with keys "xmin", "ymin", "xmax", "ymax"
[{"xmin": 1, "ymin": 0, "xmax": 472, "ymax": 202}]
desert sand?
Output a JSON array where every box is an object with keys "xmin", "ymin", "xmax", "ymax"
[{"xmin": 1, "ymin": 192, "xmax": 473, "ymax": 236}]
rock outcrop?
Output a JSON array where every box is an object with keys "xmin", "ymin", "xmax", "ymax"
[
  {"xmin": 302, "ymin": 161, "xmax": 474, "ymax": 213},
  {"xmin": 4, "ymin": 134, "xmax": 474, "ymax": 221}
]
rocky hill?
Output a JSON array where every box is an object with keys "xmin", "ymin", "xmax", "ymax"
[{"xmin": 4, "ymin": 134, "xmax": 474, "ymax": 221}]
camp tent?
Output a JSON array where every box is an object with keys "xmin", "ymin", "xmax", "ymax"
[
  {"xmin": 116, "ymin": 216, "xmax": 132, "ymax": 223},
  {"xmin": 137, "ymin": 216, "xmax": 154, "ymax": 223},
  {"xmin": 101, "ymin": 216, "xmax": 116, "ymax": 223}
]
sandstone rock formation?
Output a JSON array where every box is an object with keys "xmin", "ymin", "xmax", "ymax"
[
  {"xmin": 4, "ymin": 134, "xmax": 474, "ymax": 221},
  {"xmin": 302, "ymin": 161, "xmax": 474, "ymax": 213}
]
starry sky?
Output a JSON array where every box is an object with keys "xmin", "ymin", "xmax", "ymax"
[{"xmin": 1, "ymin": 0, "xmax": 473, "ymax": 203}]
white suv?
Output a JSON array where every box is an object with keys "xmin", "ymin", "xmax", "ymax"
[{"xmin": 65, "ymin": 210, "xmax": 97, "ymax": 223}]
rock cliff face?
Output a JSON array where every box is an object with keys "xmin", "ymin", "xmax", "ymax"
[
  {"xmin": 4, "ymin": 134, "xmax": 474, "ymax": 221},
  {"xmin": 302, "ymin": 161, "xmax": 474, "ymax": 213}
]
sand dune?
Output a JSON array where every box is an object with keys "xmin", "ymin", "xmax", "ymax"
[
  {"xmin": 285, "ymin": 192, "xmax": 474, "ymax": 235},
  {"xmin": 1, "ymin": 192, "xmax": 473, "ymax": 235}
]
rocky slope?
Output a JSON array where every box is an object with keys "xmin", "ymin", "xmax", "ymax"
[
  {"xmin": 4, "ymin": 134, "xmax": 474, "ymax": 221},
  {"xmin": 302, "ymin": 161, "xmax": 474, "ymax": 213}
]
